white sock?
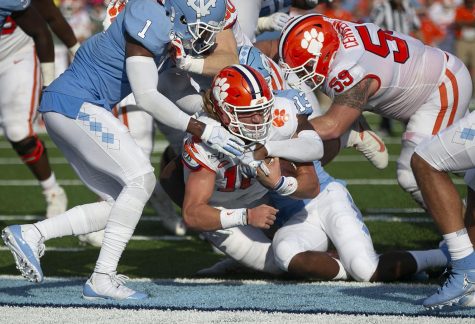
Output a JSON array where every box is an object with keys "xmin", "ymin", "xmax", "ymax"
[
  {"xmin": 332, "ymin": 258, "xmax": 349, "ymax": 280},
  {"xmin": 40, "ymin": 172, "xmax": 58, "ymax": 191},
  {"xmin": 35, "ymin": 201, "xmax": 112, "ymax": 240},
  {"xmin": 408, "ymin": 249, "xmax": 448, "ymax": 273},
  {"xmin": 443, "ymin": 229, "xmax": 474, "ymax": 261},
  {"xmin": 94, "ymin": 175, "xmax": 153, "ymax": 274}
]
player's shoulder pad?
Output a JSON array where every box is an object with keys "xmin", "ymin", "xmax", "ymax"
[
  {"xmin": 274, "ymin": 89, "xmax": 313, "ymax": 115},
  {"xmin": 268, "ymin": 96, "xmax": 299, "ymax": 141},
  {"xmin": 124, "ymin": 0, "xmax": 172, "ymax": 56},
  {"xmin": 182, "ymin": 113, "xmax": 221, "ymax": 172},
  {"xmin": 2, "ymin": 0, "xmax": 30, "ymax": 11}
]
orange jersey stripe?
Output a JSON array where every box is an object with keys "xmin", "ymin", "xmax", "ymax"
[
  {"xmin": 446, "ymin": 69, "xmax": 459, "ymax": 127},
  {"xmin": 432, "ymin": 79, "xmax": 449, "ymax": 135},
  {"xmin": 28, "ymin": 49, "xmax": 39, "ymax": 136},
  {"xmin": 121, "ymin": 106, "xmax": 129, "ymax": 128}
]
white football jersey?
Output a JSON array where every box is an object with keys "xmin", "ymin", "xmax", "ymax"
[
  {"xmin": 321, "ymin": 19, "xmax": 447, "ymax": 122},
  {"xmin": 182, "ymin": 95, "xmax": 299, "ymax": 209},
  {"xmin": 0, "ymin": 16, "xmax": 32, "ymax": 61}
]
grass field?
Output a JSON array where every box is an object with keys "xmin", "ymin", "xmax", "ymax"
[{"xmin": 0, "ymin": 113, "xmax": 465, "ymax": 279}]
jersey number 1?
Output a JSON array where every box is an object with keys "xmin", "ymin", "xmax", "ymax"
[
  {"xmin": 355, "ymin": 26, "xmax": 409, "ymax": 64},
  {"xmin": 138, "ymin": 20, "xmax": 152, "ymax": 39}
]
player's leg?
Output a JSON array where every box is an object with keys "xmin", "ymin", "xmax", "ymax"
[
  {"xmin": 272, "ymin": 200, "xmax": 348, "ymax": 280},
  {"xmin": 412, "ymin": 111, "xmax": 475, "ymax": 308},
  {"xmin": 0, "ymin": 46, "xmax": 67, "ymax": 218},
  {"xmin": 399, "ymin": 52, "xmax": 472, "ymax": 207}
]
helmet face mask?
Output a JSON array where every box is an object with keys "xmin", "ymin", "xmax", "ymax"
[
  {"xmin": 211, "ymin": 65, "xmax": 274, "ymax": 143},
  {"xmin": 280, "ymin": 57, "xmax": 325, "ymax": 92},
  {"xmin": 187, "ymin": 20, "xmax": 225, "ymax": 54}
]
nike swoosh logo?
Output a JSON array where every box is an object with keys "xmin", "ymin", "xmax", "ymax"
[{"xmin": 367, "ymin": 131, "xmax": 386, "ymax": 153}]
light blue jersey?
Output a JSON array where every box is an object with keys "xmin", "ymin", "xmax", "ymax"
[
  {"xmin": 259, "ymin": 0, "xmax": 292, "ymax": 17},
  {"xmin": 39, "ymin": 0, "xmax": 172, "ymax": 119},
  {"xmin": 0, "ymin": 0, "xmax": 30, "ymax": 28},
  {"xmin": 271, "ymin": 161, "xmax": 343, "ymax": 227}
]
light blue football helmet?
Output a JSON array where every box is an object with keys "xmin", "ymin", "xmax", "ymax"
[
  {"xmin": 162, "ymin": 0, "xmax": 227, "ymax": 55},
  {"xmin": 238, "ymin": 45, "xmax": 273, "ymax": 88}
]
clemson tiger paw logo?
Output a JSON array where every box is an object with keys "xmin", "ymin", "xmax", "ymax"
[
  {"xmin": 212, "ymin": 77, "xmax": 230, "ymax": 104},
  {"xmin": 301, "ymin": 28, "xmax": 324, "ymax": 56},
  {"xmin": 272, "ymin": 109, "xmax": 289, "ymax": 127}
]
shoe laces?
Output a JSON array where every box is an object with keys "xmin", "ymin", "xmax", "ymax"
[
  {"xmin": 37, "ymin": 237, "xmax": 45, "ymax": 258},
  {"xmin": 110, "ymin": 273, "xmax": 130, "ymax": 288}
]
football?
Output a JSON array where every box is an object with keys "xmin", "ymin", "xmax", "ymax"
[{"xmin": 265, "ymin": 157, "xmax": 298, "ymax": 177}]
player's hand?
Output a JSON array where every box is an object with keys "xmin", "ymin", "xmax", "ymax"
[
  {"xmin": 270, "ymin": 12, "xmax": 290, "ymax": 31},
  {"xmin": 256, "ymin": 157, "xmax": 282, "ymax": 188},
  {"xmin": 201, "ymin": 124, "xmax": 245, "ymax": 158},
  {"xmin": 247, "ymin": 204, "xmax": 278, "ymax": 229},
  {"xmin": 239, "ymin": 147, "xmax": 270, "ymax": 178}
]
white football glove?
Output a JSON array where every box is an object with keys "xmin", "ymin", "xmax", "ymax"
[
  {"xmin": 257, "ymin": 12, "xmax": 290, "ymax": 34},
  {"xmin": 170, "ymin": 38, "xmax": 204, "ymax": 74},
  {"xmin": 305, "ymin": 0, "xmax": 321, "ymax": 7},
  {"xmin": 201, "ymin": 124, "xmax": 245, "ymax": 158},
  {"xmin": 238, "ymin": 148, "xmax": 270, "ymax": 178}
]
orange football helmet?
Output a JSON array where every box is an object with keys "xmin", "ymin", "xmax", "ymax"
[
  {"xmin": 279, "ymin": 14, "xmax": 340, "ymax": 92},
  {"xmin": 211, "ymin": 65, "xmax": 274, "ymax": 142}
]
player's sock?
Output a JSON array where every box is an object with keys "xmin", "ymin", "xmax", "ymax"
[
  {"xmin": 332, "ymin": 258, "xmax": 349, "ymax": 280},
  {"xmin": 408, "ymin": 249, "xmax": 448, "ymax": 273},
  {"xmin": 40, "ymin": 172, "xmax": 59, "ymax": 191},
  {"xmin": 443, "ymin": 229, "xmax": 474, "ymax": 261},
  {"xmin": 94, "ymin": 173, "xmax": 154, "ymax": 274},
  {"xmin": 35, "ymin": 201, "xmax": 112, "ymax": 240}
]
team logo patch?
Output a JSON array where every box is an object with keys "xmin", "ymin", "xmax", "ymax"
[
  {"xmin": 212, "ymin": 77, "xmax": 230, "ymax": 105},
  {"xmin": 187, "ymin": 0, "xmax": 217, "ymax": 17},
  {"xmin": 272, "ymin": 109, "xmax": 289, "ymax": 127},
  {"xmin": 301, "ymin": 28, "xmax": 324, "ymax": 56}
]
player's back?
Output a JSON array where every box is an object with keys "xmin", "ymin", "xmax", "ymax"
[
  {"xmin": 42, "ymin": 0, "xmax": 171, "ymax": 118},
  {"xmin": 323, "ymin": 19, "xmax": 446, "ymax": 122}
]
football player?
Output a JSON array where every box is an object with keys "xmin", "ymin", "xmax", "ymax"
[
  {"xmin": 168, "ymin": 64, "xmax": 447, "ymax": 283},
  {"xmin": 412, "ymin": 111, "xmax": 475, "ymax": 309},
  {"xmin": 279, "ymin": 14, "xmax": 472, "ymax": 208},
  {"xmin": 1, "ymin": 0, "xmax": 246, "ymax": 300},
  {"xmin": 0, "ymin": 0, "xmax": 80, "ymax": 218}
]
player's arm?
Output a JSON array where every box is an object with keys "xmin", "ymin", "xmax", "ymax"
[
  {"xmin": 183, "ymin": 167, "xmax": 277, "ymax": 230},
  {"xmin": 257, "ymin": 158, "xmax": 319, "ymax": 199},
  {"xmin": 12, "ymin": 6, "xmax": 55, "ymax": 86},
  {"xmin": 202, "ymin": 28, "xmax": 239, "ymax": 76},
  {"xmin": 32, "ymin": 0, "xmax": 79, "ymax": 55},
  {"xmin": 125, "ymin": 34, "xmax": 244, "ymax": 157},
  {"xmin": 309, "ymin": 78, "xmax": 373, "ymax": 140}
]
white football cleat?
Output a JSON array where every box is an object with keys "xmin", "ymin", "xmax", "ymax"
[
  {"xmin": 78, "ymin": 230, "xmax": 104, "ymax": 248},
  {"xmin": 43, "ymin": 186, "xmax": 68, "ymax": 218},
  {"xmin": 82, "ymin": 272, "xmax": 148, "ymax": 300},
  {"xmin": 2, "ymin": 224, "xmax": 45, "ymax": 283},
  {"xmin": 347, "ymin": 116, "xmax": 388, "ymax": 169},
  {"xmin": 196, "ymin": 258, "xmax": 247, "ymax": 276},
  {"xmin": 149, "ymin": 183, "xmax": 186, "ymax": 236}
]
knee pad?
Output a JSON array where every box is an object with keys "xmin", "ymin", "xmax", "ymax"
[
  {"xmin": 10, "ymin": 135, "xmax": 45, "ymax": 165},
  {"xmin": 126, "ymin": 172, "xmax": 157, "ymax": 204},
  {"xmin": 348, "ymin": 255, "xmax": 378, "ymax": 282},
  {"xmin": 4, "ymin": 124, "xmax": 29, "ymax": 143},
  {"xmin": 272, "ymin": 231, "xmax": 306, "ymax": 272}
]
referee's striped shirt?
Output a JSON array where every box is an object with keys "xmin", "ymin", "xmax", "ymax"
[{"xmin": 370, "ymin": 0, "xmax": 421, "ymax": 34}]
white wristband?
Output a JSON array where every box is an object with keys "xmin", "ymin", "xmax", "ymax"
[
  {"xmin": 187, "ymin": 57, "xmax": 204, "ymax": 74},
  {"xmin": 40, "ymin": 62, "xmax": 55, "ymax": 87},
  {"xmin": 273, "ymin": 176, "xmax": 298, "ymax": 196},
  {"xmin": 68, "ymin": 42, "xmax": 80, "ymax": 57},
  {"xmin": 220, "ymin": 208, "xmax": 248, "ymax": 229}
]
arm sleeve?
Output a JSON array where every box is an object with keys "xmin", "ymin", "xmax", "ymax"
[
  {"xmin": 265, "ymin": 130, "xmax": 323, "ymax": 163},
  {"xmin": 126, "ymin": 56, "xmax": 191, "ymax": 132}
]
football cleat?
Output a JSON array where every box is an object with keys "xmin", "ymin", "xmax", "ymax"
[
  {"xmin": 43, "ymin": 186, "xmax": 68, "ymax": 218},
  {"xmin": 423, "ymin": 266, "xmax": 475, "ymax": 309},
  {"xmin": 82, "ymin": 272, "xmax": 148, "ymax": 300},
  {"xmin": 149, "ymin": 183, "xmax": 186, "ymax": 236},
  {"xmin": 459, "ymin": 292, "xmax": 475, "ymax": 307},
  {"xmin": 2, "ymin": 225, "xmax": 45, "ymax": 283},
  {"xmin": 347, "ymin": 116, "xmax": 388, "ymax": 170},
  {"xmin": 78, "ymin": 230, "xmax": 104, "ymax": 248},
  {"xmin": 196, "ymin": 258, "xmax": 247, "ymax": 276}
]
